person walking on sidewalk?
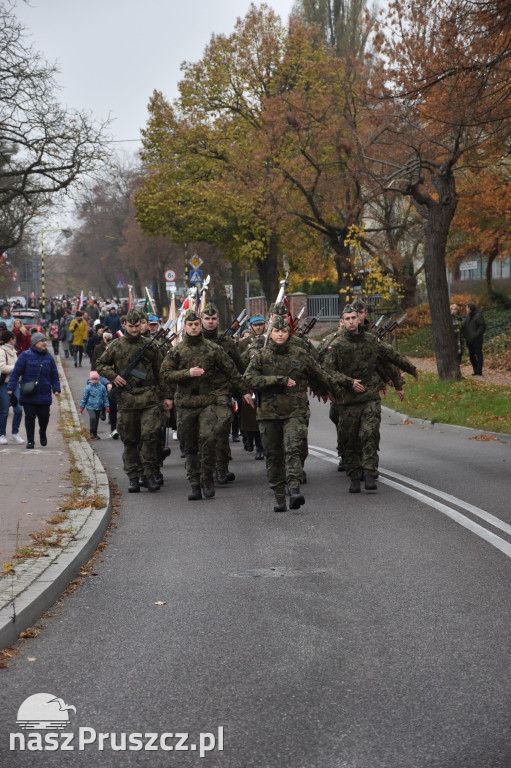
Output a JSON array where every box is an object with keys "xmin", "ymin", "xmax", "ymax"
[
  {"xmin": 462, "ymin": 301, "xmax": 486, "ymax": 376},
  {"xmin": 79, "ymin": 371, "xmax": 110, "ymax": 440},
  {"xmin": 0, "ymin": 330, "xmax": 24, "ymax": 444},
  {"xmin": 7, "ymin": 332, "xmax": 61, "ymax": 449},
  {"xmin": 68, "ymin": 311, "xmax": 88, "ymax": 367}
]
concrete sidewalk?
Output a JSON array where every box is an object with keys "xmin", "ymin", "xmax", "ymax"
[{"xmin": 0, "ymin": 355, "xmax": 111, "ymax": 649}]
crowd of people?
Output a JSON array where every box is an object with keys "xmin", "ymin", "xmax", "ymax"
[{"xmin": 0, "ymin": 293, "xmax": 487, "ymax": 511}]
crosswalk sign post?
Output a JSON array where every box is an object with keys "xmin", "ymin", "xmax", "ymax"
[{"xmin": 189, "ymin": 269, "xmax": 202, "ymax": 283}]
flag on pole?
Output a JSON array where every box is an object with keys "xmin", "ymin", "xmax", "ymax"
[
  {"xmin": 127, "ymin": 285, "xmax": 133, "ymax": 311},
  {"xmin": 77, "ymin": 290, "xmax": 84, "ymax": 311},
  {"xmin": 283, "ymin": 295, "xmax": 295, "ymax": 334},
  {"xmin": 144, "ymin": 286, "xmax": 156, "ymax": 316}
]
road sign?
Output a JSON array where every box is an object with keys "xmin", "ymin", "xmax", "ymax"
[
  {"xmin": 189, "ymin": 269, "xmax": 202, "ymax": 283},
  {"xmin": 460, "ymin": 261, "xmax": 478, "ymax": 271},
  {"xmin": 164, "ymin": 268, "xmax": 176, "ymax": 282},
  {"xmin": 189, "ymin": 254, "xmax": 203, "ymax": 270},
  {"xmin": 165, "ymin": 282, "xmax": 176, "ymax": 292},
  {"xmin": 116, "ymin": 280, "xmax": 125, "ymax": 289}
]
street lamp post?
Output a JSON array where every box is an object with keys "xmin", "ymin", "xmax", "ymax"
[{"xmin": 40, "ymin": 228, "xmax": 72, "ymax": 320}]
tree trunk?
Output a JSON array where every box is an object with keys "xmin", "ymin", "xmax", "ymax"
[
  {"xmin": 421, "ymin": 176, "xmax": 461, "ymax": 381},
  {"xmin": 331, "ymin": 231, "xmax": 355, "ymax": 301},
  {"xmin": 255, "ymin": 232, "xmax": 280, "ymax": 303},
  {"xmin": 231, "ymin": 260, "xmax": 246, "ymax": 317},
  {"xmin": 485, "ymin": 242, "xmax": 499, "ymax": 297}
]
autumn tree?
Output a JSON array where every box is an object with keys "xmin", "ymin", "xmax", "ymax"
[
  {"xmin": 448, "ymin": 163, "xmax": 511, "ymax": 300},
  {"xmin": 0, "ymin": 3, "xmax": 109, "ymax": 253},
  {"xmin": 362, "ymin": 0, "xmax": 511, "ymax": 379}
]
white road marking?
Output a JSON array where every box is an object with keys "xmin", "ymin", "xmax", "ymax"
[{"xmin": 309, "ymin": 445, "xmax": 511, "ymax": 560}]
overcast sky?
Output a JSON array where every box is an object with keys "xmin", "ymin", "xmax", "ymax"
[{"xmin": 15, "ymin": 0, "xmax": 297, "ymax": 156}]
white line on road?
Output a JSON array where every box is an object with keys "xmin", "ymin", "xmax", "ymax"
[{"xmin": 309, "ymin": 445, "xmax": 511, "ymax": 560}]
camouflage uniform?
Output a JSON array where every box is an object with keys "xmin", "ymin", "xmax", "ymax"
[
  {"xmin": 160, "ymin": 326, "xmax": 247, "ymax": 495},
  {"xmin": 201, "ymin": 324, "xmax": 245, "ymax": 477},
  {"xmin": 324, "ymin": 325, "xmax": 417, "ymax": 485},
  {"xmin": 96, "ymin": 311, "xmax": 169, "ymax": 486},
  {"xmin": 244, "ymin": 319, "xmax": 345, "ymax": 509}
]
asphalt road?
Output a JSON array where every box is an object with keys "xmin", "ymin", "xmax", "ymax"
[{"xmin": 1, "ymin": 362, "xmax": 511, "ymax": 768}]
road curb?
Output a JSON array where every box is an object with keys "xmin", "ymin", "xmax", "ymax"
[
  {"xmin": 382, "ymin": 406, "xmax": 511, "ymax": 443},
  {"xmin": 0, "ymin": 356, "xmax": 112, "ymax": 650}
]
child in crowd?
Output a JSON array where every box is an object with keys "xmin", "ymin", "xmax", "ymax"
[
  {"xmin": 79, "ymin": 371, "xmax": 109, "ymax": 440},
  {"xmin": 49, "ymin": 321, "xmax": 60, "ymax": 355}
]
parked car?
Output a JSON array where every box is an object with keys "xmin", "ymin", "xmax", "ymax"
[{"xmin": 10, "ymin": 309, "xmax": 46, "ymax": 333}]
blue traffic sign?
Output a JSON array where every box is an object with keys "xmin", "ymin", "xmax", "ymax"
[{"xmin": 189, "ymin": 269, "xmax": 202, "ymax": 283}]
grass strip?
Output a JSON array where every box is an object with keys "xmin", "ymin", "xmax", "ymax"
[{"xmin": 385, "ymin": 373, "xmax": 511, "ymax": 434}]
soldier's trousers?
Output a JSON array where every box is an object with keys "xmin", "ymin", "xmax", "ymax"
[
  {"xmin": 259, "ymin": 415, "xmax": 308, "ymax": 497},
  {"xmin": 214, "ymin": 395, "xmax": 233, "ymax": 470},
  {"xmin": 177, "ymin": 404, "xmax": 217, "ymax": 486},
  {"xmin": 329, "ymin": 402, "xmax": 344, "ymax": 458},
  {"xmin": 337, "ymin": 400, "xmax": 381, "ymax": 479},
  {"xmin": 117, "ymin": 405, "xmax": 161, "ymax": 479}
]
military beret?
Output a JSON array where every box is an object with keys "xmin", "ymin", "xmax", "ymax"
[
  {"xmin": 201, "ymin": 302, "xmax": 219, "ymax": 317},
  {"xmin": 249, "ymin": 315, "xmax": 265, "ymax": 324},
  {"xmin": 148, "ymin": 315, "xmax": 159, "ymax": 323},
  {"xmin": 184, "ymin": 310, "xmax": 200, "ymax": 322},
  {"xmin": 342, "ymin": 304, "xmax": 356, "ymax": 315},
  {"xmin": 125, "ymin": 309, "xmax": 143, "ymax": 324},
  {"xmin": 353, "ymin": 299, "xmax": 367, "ymax": 311},
  {"xmin": 271, "ymin": 317, "xmax": 290, "ymax": 331}
]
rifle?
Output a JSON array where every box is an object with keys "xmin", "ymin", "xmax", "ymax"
[
  {"xmin": 110, "ymin": 314, "xmax": 179, "ymax": 399},
  {"xmin": 216, "ymin": 308, "xmax": 247, "ymax": 344},
  {"xmin": 371, "ymin": 314, "xmax": 386, "ymax": 331},
  {"xmin": 263, "ymin": 269, "xmax": 290, "ymax": 347},
  {"xmin": 296, "ymin": 307, "xmax": 324, "ymax": 338},
  {"xmin": 292, "ymin": 306, "xmax": 305, "ymax": 329},
  {"xmin": 377, "ymin": 313, "xmax": 407, "ymax": 342}
]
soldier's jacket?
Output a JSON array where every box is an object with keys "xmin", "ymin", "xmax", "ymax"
[
  {"xmin": 324, "ymin": 327, "xmax": 417, "ymax": 405},
  {"xmin": 160, "ymin": 332, "xmax": 247, "ymax": 408},
  {"xmin": 244, "ymin": 338, "xmax": 347, "ymax": 420},
  {"xmin": 202, "ymin": 328, "xmax": 245, "ymax": 394},
  {"xmin": 96, "ymin": 333, "xmax": 168, "ymax": 410},
  {"xmin": 317, "ymin": 329, "xmax": 342, "ymax": 363}
]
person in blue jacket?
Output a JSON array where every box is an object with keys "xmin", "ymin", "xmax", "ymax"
[
  {"xmin": 7, "ymin": 332, "xmax": 61, "ymax": 449},
  {"xmin": 79, "ymin": 371, "xmax": 110, "ymax": 440}
]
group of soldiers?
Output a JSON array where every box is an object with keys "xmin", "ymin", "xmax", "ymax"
[{"xmin": 95, "ymin": 298, "xmax": 418, "ymax": 511}]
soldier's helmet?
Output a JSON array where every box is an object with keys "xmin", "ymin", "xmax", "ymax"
[
  {"xmin": 201, "ymin": 302, "xmax": 219, "ymax": 317},
  {"xmin": 125, "ymin": 309, "xmax": 143, "ymax": 325},
  {"xmin": 270, "ymin": 316, "xmax": 290, "ymax": 332},
  {"xmin": 184, "ymin": 309, "xmax": 200, "ymax": 323}
]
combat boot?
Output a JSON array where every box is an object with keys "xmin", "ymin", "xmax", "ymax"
[
  {"xmin": 139, "ymin": 476, "xmax": 149, "ymax": 489},
  {"xmin": 349, "ymin": 477, "xmax": 361, "ymax": 493},
  {"xmin": 202, "ymin": 476, "xmax": 215, "ymax": 498},
  {"xmin": 155, "ymin": 471, "xmax": 164, "ymax": 486},
  {"xmin": 289, "ymin": 487, "xmax": 305, "ymax": 510},
  {"xmin": 188, "ymin": 485, "xmax": 202, "ymax": 501},
  {"xmin": 128, "ymin": 477, "xmax": 140, "ymax": 493},
  {"xmin": 364, "ymin": 472, "xmax": 378, "ymax": 491},
  {"xmin": 146, "ymin": 474, "xmax": 161, "ymax": 493},
  {"xmin": 216, "ymin": 468, "xmax": 229, "ymax": 485},
  {"xmin": 273, "ymin": 497, "xmax": 287, "ymax": 513},
  {"xmin": 255, "ymin": 447, "xmax": 264, "ymax": 460},
  {"xmin": 337, "ymin": 458, "xmax": 346, "ymax": 472}
]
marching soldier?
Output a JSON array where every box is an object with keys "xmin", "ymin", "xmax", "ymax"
[
  {"xmin": 200, "ymin": 302, "xmax": 247, "ymax": 484},
  {"xmin": 96, "ymin": 309, "xmax": 172, "ymax": 493},
  {"xmin": 239, "ymin": 315, "xmax": 267, "ymax": 458},
  {"xmin": 244, "ymin": 316, "xmax": 346, "ymax": 513},
  {"xmin": 160, "ymin": 310, "xmax": 252, "ymax": 501},
  {"xmin": 324, "ymin": 305, "xmax": 418, "ymax": 493}
]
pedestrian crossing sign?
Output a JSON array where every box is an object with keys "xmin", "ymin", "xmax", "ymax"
[{"xmin": 189, "ymin": 269, "xmax": 202, "ymax": 283}]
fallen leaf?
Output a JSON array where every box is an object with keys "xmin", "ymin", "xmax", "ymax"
[
  {"xmin": 154, "ymin": 601, "xmax": 167, "ymax": 606},
  {"xmin": 27, "ymin": 658, "xmax": 36, "ymax": 662}
]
